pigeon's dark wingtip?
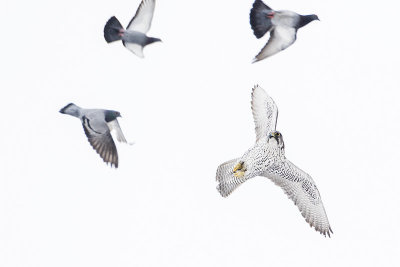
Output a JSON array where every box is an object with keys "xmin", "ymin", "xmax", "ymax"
[{"xmin": 105, "ymin": 159, "xmax": 118, "ymax": 169}]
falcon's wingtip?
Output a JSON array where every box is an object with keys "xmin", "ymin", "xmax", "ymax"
[{"xmin": 319, "ymin": 225, "xmax": 333, "ymax": 238}]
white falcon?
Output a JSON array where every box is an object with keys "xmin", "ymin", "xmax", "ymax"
[{"xmin": 216, "ymin": 85, "xmax": 332, "ymax": 237}]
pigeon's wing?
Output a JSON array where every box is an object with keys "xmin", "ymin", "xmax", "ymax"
[
  {"xmin": 126, "ymin": 0, "xmax": 156, "ymax": 33},
  {"xmin": 253, "ymin": 26, "xmax": 296, "ymax": 62},
  {"xmin": 265, "ymin": 160, "xmax": 332, "ymax": 237},
  {"xmin": 82, "ymin": 116, "xmax": 118, "ymax": 168},
  {"xmin": 124, "ymin": 43, "xmax": 144, "ymax": 58},
  {"xmin": 251, "ymin": 85, "xmax": 278, "ymax": 142},
  {"xmin": 107, "ymin": 119, "xmax": 127, "ymax": 143}
]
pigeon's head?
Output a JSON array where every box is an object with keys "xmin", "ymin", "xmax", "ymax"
[
  {"xmin": 298, "ymin": 14, "xmax": 320, "ymax": 28},
  {"xmin": 268, "ymin": 131, "xmax": 285, "ymax": 149},
  {"xmin": 105, "ymin": 110, "xmax": 121, "ymax": 122},
  {"xmin": 310, "ymin": 14, "xmax": 319, "ymax": 21}
]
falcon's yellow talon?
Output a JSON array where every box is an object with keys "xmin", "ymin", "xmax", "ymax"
[
  {"xmin": 233, "ymin": 162, "xmax": 243, "ymax": 172},
  {"xmin": 234, "ymin": 170, "xmax": 245, "ymax": 178},
  {"xmin": 233, "ymin": 162, "xmax": 246, "ymax": 178}
]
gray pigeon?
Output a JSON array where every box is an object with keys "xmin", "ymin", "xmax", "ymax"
[
  {"xmin": 59, "ymin": 103, "xmax": 128, "ymax": 168},
  {"xmin": 104, "ymin": 0, "xmax": 161, "ymax": 58},
  {"xmin": 250, "ymin": 0, "xmax": 319, "ymax": 62}
]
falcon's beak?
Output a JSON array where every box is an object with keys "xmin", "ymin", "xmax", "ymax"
[{"xmin": 269, "ymin": 132, "xmax": 279, "ymax": 142}]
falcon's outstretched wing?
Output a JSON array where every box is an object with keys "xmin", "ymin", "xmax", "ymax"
[
  {"xmin": 251, "ymin": 85, "xmax": 278, "ymax": 142},
  {"xmin": 127, "ymin": 0, "xmax": 156, "ymax": 33},
  {"xmin": 265, "ymin": 160, "xmax": 332, "ymax": 237}
]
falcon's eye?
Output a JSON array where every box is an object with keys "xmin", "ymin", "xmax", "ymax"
[{"xmin": 276, "ymin": 132, "xmax": 280, "ymax": 136}]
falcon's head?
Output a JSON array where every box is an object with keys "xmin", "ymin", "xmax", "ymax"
[{"xmin": 268, "ymin": 131, "xmax": 285, "ymax": 150}]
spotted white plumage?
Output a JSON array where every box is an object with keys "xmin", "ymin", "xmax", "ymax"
[
  {"xmin": 216, "ymin": 85, "xmax": 332, "ymax": 237},
  {"xmin": 251, "ymin": 85, "xmax": 278, "ymax": 142}
]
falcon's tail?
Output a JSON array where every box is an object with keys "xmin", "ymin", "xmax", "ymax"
[
  {"xmin": 250, "ymin": 0, "xmax": 273, "ymax": 38},
  {"xmin": 216, "ymin": 158, "xmax": 247, "ymax": 197},
  {"xmin": 59, "ymin": 103, "xmax": 81, "ymax": 118},
  {"xmin": 104, "ymin": 16, "xmax": 124, "ymax": 43}
]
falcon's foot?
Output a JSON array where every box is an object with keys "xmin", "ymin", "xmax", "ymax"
[{"xmin": 233, "ymin": 162, "xmax": 246, "ymax": 178}]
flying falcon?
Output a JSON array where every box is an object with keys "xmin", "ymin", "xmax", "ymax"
[
  {"xmin": 216, "ymin": 85, "xmax": 332, "ymax": 237},
  {"xmin": 59, "ymin": 103, "xmax": 129, "ymax": 168},
  {"xmin": 104, "ymin": 0, "xmax": 161, "ymax": 58},
  {"xmin": 250, "ymin": 0, "xmax": 319, "ymax": 62}
]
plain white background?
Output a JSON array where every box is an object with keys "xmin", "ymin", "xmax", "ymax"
[{"xmin": 1, "ymin": 0, "xmax": 400, "ymax": 266}]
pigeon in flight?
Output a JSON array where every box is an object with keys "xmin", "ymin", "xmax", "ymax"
[
  {"xmin": 104, "ymin": 0, "xmax": 161, "ymax": 58},
  {"xmin": 59, "ymin": 103, "xmax": 129, "ymax": 168},
  {"xmin": 250, "ymin": 0, "xmax": 319, "ymax": 62},
  {"xmin": 216, "ymin": 85, "xmax": 332, "ymax": 237}
]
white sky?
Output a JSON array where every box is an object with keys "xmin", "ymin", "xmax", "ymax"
[{"xmin": 1, "ymin": 0, "xmax": 400, "ymax": 266}]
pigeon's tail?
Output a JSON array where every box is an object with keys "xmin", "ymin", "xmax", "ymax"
[
  {"xmin": 216, "ymin": 158, "xmax": 248, "ymax": 197},
  {"xmin": 59, "ymin": 103, "xmax": 81, "ymax": 118},
  {"xmin": 250, "ymin": 0, "xmax": 273, "ymax": 39},
  {"xmin": 104, "ymin": 16, "xmax": 124, "ymax": 43}
]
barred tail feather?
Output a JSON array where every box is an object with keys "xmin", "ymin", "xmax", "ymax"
[{"xmin": 216, "ymin": 158, "xmax": 247, "ymax": 197}]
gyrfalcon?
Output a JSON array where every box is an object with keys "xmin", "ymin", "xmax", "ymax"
[{"xmin": 216, "ymin": 85, "xmax": 332, "ymax": 237}]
